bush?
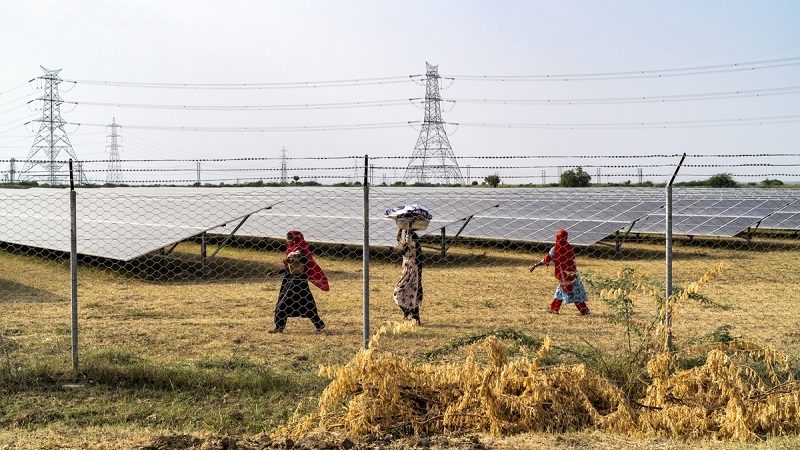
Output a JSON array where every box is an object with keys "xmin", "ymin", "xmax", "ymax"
[{"xmin": 559, "ymin": 167, "xmax": 591, "ymax": 187}]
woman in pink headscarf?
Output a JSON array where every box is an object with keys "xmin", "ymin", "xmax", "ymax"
[
  {"xmin": 267, "ymin": 230, "xmax": 328, "ymax": 332},
  {"xmin": 529, "ymin": 229, "xmax": 590, "ymax": 315}
]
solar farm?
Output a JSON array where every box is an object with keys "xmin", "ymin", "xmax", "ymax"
[
  {"xmin": 1, "ymin": 186, "xmax": 798, "ymax": 260},
  {"xmin": 2, "ymin": 186, "xmax": 800, "ymax": 447},
  {"xmin": 2, "ymin": 184, "xmax": 799, "ymax": 352}
]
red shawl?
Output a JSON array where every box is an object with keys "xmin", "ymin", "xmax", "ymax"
[
  {"xmin": 286, "ymin": 230, "xmax": 330, "ymax": 291},
  {"xmin": 542, "ymin": 229, "xmax": 576, "ymax": 294}
]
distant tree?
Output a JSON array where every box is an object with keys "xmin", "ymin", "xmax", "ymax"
[
  {"xmin": 292, "ymin": 175, "xmax": 300, "ymax": 185},
  {"xmin": 560, "ymin": 167, "xmax": 592, "ymax": 187},
  {"xmin": 761, "ymin": 178, "xmax": 784, "ymax": 187},
  {"xmin": 471, "ymin": 180, "xmax": 479, "ymax": 186},
  {"xmin": 706, "ymin": 173, "xmax": 737, "ymax": 188},
  {"xmin": 484, "ymin": 174, "xmax": 501, "ymax": 188}
]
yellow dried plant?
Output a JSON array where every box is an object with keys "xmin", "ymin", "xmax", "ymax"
[{"xmin": 282, "ymin": 263, "xmax": 800, "ymax": 443}]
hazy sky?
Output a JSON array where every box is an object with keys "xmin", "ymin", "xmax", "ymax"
[{"xmin": 1, "ymin": 1, "xmax": 799, "ymax": 184}]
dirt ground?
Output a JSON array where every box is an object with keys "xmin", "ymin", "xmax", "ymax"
[{"xmin": 133, "ymin": 431, "xmax": 796, "ymax": 450}]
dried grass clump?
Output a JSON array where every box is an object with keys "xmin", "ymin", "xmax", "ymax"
[
  {"xmin": 640, "ymin": 342, "xmax": 800, "ymax": 441},
  {"xmin": 283, "ymin": 322, "xmax": 636, "ymax": 439},
  {"xmin": 281, "ymin": 262, "xmax": 800, "ymax": 443}
]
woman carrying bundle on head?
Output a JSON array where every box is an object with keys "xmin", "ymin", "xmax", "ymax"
[
  {"xmin": 267, "ymin": 230, "xmax": 329, "ymax": 333},
  {"xmin": 386, "ymin": 204, "xmax": 430, "ymax": 325},
  {"xmin": 529, "ymin": 229, "xmax": 590, "ymax": 315},
  {"xmin": 393, "ymin": 224, "xmax": 423, "ymax": 324}
]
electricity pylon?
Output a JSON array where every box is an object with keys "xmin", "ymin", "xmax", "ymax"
[
  {"xmin": 106, "ymin": 117, "xmax": 123, "ymax": 183},
  {"xmin": 20, "ymin": 66, "xmax": 83, "ymax": 185},
  {"xmin": 403, "ymin": 63, "xmax": 464, "ymax": 185}
]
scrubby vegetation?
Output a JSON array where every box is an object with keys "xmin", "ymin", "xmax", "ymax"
[{"xmin": 282, "ymin": 264, "xmax": 800, "ymax": 443}]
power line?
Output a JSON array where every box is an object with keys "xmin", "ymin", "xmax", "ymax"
[
  {"xmin": 59, "ymin": 113, "xmax": 800, "ymax": 133},
  {"xmin": 448, "ymin": 114, "xmax": 800, "ymax": 129},
  {"xmin": 52, "ymin": 57, "xmax": 800, "ymax": 91},
  {"xmin": 63, "ymin": 98, "xmax": 420, "ymax": 111},
  {"xmin": 443, "ymin": 56, "xmax": 800, "ymax": 82},
  {"xmin": 444, "ymin": 85, "xmax": 800, "ymax": 106},
  {"xmin": 65, "ymin": 121, "xmax": 419, "ymax": 132},
  {"xmin": 61, "ymin": 75, "xmax": 425, "ymax": 90},
  {"xmin": 57, "ymin": 85, "xmax": 800, "ymax": 111},
  {"xmin": 0, "ymin": 81, "xmax": 34, "ymax": 96}
]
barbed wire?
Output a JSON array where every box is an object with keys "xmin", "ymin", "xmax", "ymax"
[
  {"xmin": 3, "ymin": 154, "xmax": 799, "ymax": 164},
  {"xmin": 16, "ymin": 172, "xmax": 795, "ymax": 185}
]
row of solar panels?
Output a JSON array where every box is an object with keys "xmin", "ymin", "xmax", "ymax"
[{"xmin": 0, "ymin": 187, "xmax": 798, "ymax": 261}]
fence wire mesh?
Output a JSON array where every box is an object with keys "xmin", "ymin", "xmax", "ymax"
[{"xmin": 1, "ymin": 157, "xmax": 799, "ymax": 376}]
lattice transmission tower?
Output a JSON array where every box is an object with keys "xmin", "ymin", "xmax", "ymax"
[
  {"xmin": 403, "ymin": 63, "xmax": 464, "ymax": 185},
  {"xmin": 106, "ymin": 117, "xmax": 123, "ymax": 183},
  {"xmin": 20, "ymin": 66, "xmax": 83, "ymax": 184}
]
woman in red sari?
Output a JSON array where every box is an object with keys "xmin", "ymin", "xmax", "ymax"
[
  {"xmin": 267, "ymin": 230, "xmax": 328, "ymax": 332},
  {"xmin": 530, "ymin": 229, "xmax": 590, "ymax": 315}
]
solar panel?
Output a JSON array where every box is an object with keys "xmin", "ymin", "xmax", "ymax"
[
  {"xmin": 631, "ymin": 189, "xmax": 800, "ymax": 236},
  {"xmin": 1, "ymin": 187, "xmax": 798, "ymax": 261},
  {"xmin": 418, "ymin": 188, "xmax": 663, "ymax": 246},
  {"xmin": 226, "ymin": 186, "xmax": 502, "ymax": 247},
  {"xmin": 0, "ymin": 188, "xmax": 278, "ymax": 260},
  {"xmin": 761, "ymin": 198, "xmax": 800, "ymax": 230}
]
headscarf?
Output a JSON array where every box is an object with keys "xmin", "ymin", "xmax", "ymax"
[
  {"xmin": 286, "ymin": 230, "xmax": 330, "ymax": 291},
  {"xmin": 545, "ymin": 229, "xmax": 576, "ymax": 293}
]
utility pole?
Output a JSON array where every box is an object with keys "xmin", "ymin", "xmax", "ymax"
[
  {"xmin": 20, "ymin": 66, "xmax": 82, "ymax": 185},
  {"xmin": 403, "ymin": 63, "xmax": 464, "ymax": 185},
  {"xmin": 280, "ymin": 146, "xmax": 288, "ymax": 186},
  {"xmin": 9, "ymin": 158, "xmax": 15, "ymax": 187},
  {"xmin": 106, "ymin": 118, "xmax": 123, "ymax": 183}
]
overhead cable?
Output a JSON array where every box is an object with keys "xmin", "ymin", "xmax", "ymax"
[
  {"xmin": 64, "ymin": 121, "xmax": 419, "ymax": 132},
  {"xmin": 61, "ymin": 75, "xmax": 425, "ymax": 90},
  {"xmin": 443, "ymin": 56, "xmax": 800, "ymax": 81},
  {"xmin": 444, "ymin": 85, "xmax": 800, "ymax": 105},
  {"xmin": 63, "ymin": 98, "xmax": 420, "ymax": 111},
  {"xmin": 448, "ymin": 114, "xmax": 800, "ymax": 129}
]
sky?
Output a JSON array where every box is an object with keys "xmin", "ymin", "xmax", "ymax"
[{"xmin": 1, "ymin": 0, "xmax": 799, "ymax": 185}]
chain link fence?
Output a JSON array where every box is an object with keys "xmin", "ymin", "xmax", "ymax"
[{"xmin": 1, "ymin": 156, "xmax": 799, "ymax": 374}]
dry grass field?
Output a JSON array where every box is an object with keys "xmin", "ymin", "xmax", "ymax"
[{"xmin": 1, "ymin": 235, "xmax": 800, "ymax": 449}]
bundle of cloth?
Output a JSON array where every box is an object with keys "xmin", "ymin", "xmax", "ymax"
[{"xmin": 385, "ymin": 204, "xmax": 432, "ymax": 230}]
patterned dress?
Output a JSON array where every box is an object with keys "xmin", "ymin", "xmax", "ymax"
[{"xmin": 393, "ymin": 231, "xmax": 423, "ymax": 322}]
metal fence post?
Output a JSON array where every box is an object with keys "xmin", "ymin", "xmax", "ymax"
[
  {"xmin": 665, "ymin": 153, "xmax": 686, "ymax": 352},
  {"xmin": 69, "ymin": 160, "xmax": 79, "ymax": 371},
  {"xmin": 362, "ymin": 155, "xmax": 370, "ymax": 349}
]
